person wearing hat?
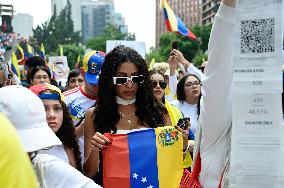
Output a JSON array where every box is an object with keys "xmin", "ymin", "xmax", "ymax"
[
  {"xmin": 29, "ymin": 83, "xmax": 82, "ymax": 172},
  {"xmin": 63, "ymin": 50, "xmax": 106, "ymax": 159},
  {"xmin": 0, "ymin": 85, "xmax": 101, "ymax": 188}
]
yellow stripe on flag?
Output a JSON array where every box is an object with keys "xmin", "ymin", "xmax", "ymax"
[
  {"xmin": 148, "ymin": 58, "xmax": 156, "ymax": 70},
  {"xmin": 155, "ymin": 126, "xmax": 183, "ymax": 188},
  {"xmin": 162, "ymin": 0, "xmax": 178, "ymax": 31},
  {"xmin": 11, "ymin": 51, "xmax": 21, "ymax": 79},
  {"xmin": 16, "ymin": 44, "xmax": 24, "ymax": 62},
  {"xmin": 59, "ymin": 45, "xmax": 63, "ymax": 56}
]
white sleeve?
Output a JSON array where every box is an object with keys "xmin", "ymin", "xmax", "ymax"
[
  {"xmin": 186, "ymin": 64, "xmax": 206, "ymax": 82},
  {"xmin": 169, "ymin": 74, "xmax": 178, "ymax": 95},
  {"xmin": 199, "ymin": 3, "xmax": 235, "ymax": 147},
  {"xmin": 40, "ymin": 155, "xmax": 102, "ymax": 188}
]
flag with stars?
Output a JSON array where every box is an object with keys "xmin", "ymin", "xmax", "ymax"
[{"xmin": 103, "ymin": 126, "xmax": 184, "ymax": 188}]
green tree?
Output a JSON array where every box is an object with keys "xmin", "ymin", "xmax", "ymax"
[
  {"xmin": 86, "ymin": 25, "xmax": 134, "ymax": 52},
  {"xmin": 32, "ymin": 1, "xmax": 81, "ymax": 54}
]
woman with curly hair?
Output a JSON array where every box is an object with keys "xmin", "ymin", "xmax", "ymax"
[
  {"xmin": 83, "ymin": 45, "xmax": 189, "ymax": 185},
  {"xmin": 29, "ymin": 83, "xmax": 82, "ymax": 172}
]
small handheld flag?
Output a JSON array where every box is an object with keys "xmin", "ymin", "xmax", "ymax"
[
  {"xmin": 40, "ymin": 43, "xmax": 45, "ymax": 59},
  {"xmin": 59, "ymin": 45, "xmax": 63, "ymax": 56},
  {"xmin": 11, "ymin": 51, "xmax": 21, "ymax": 79}
]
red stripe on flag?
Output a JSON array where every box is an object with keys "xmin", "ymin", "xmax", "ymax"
[
  {"xmin": 188, "ymin": 31, "xmax": 197, "ymax": 40},
  {"xmin": 165, "ymin": 19, "xmax": 172, "ymax": 31},
  {"xmin": 103, "ymin": 134, "xmax": 130, "ymax": 188}
]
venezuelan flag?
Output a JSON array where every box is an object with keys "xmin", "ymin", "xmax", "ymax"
[
  {"xmin": 161, "ymin": 0, "xmax": 196, "ymax": 40},
  {"xmin": 40, "ymin": 43, "xmax": 45, "ymax": 59},
  {"xmin": 27, "ymin": 44, "xmax": 34, "ymax": 58},
  {"xmin": 16, "ymin": 44, "xmax": 25, "ymax": 63},
  {"xmin": 103, "ymin": 126, "xmax": 183, "ymax": 188},
  {"xmin": 11, "ymin": 51, "xmax": 21, "ymax": 79}
]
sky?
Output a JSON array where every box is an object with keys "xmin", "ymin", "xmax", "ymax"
[{"xmin": 1, "ymin": 0, "xmax": 156, "ymax": 50}]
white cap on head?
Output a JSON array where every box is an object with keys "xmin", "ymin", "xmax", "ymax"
[{"xmin": 0, "ymin": 85, "xmax": 61, "ymax": 152}]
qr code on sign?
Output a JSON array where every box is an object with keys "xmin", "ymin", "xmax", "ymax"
[{"xmin": 240, "ymin": 18, "xmax": 274, "ymax": 54}]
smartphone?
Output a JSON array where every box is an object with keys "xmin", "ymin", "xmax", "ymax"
[
  {"xmin": 177, "ymin": 118, "xmax": 190, "ymax": 130},
  {"xmin": 171, "ymin": 40, "xmax": 178, "ymax": 50}
]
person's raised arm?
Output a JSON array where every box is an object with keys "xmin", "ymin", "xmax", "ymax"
[
  {"xmin": 199, "ymin": 0, "xmax": 236, "ymax": 146},
  {"xmin": 168, "ymin": 53, "xmax": 179, "ymax": 95}
]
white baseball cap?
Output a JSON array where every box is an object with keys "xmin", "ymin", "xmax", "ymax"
[{"xmin": 0, "ymin": 85, "xmax": 61, "ymax": 152}]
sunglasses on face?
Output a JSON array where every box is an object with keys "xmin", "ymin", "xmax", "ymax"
[
  {"xmin": 113, "ymin": 75, "xmax": 144, "ymax": 85},
  {"xmin": 152, "ymin": 80, "xmax": 167, "ymax": 89}
]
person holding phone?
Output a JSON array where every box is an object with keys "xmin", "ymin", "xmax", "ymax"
[
  {"xmin": 150, "ymin": 70, "xmax": 194, "ymax": 169},
  {"xmin": 83, "ymin": 45, "xmax": 189, "ymax": 186}
]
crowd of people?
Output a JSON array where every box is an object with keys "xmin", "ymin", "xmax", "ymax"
[{"xmin": 1, "ymin": 0, "xmax": 274, "ymax": 187}]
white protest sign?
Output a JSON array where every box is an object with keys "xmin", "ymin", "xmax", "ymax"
[
  {"xmin": 48, "ymin": 56, "xmax": 70, "ymax": 86},
  {"xmin": 230, "ymin": 0, "xmax": 284, "ymax": 187}
]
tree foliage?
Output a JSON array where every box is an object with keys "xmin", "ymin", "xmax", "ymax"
[
  {"xmin": 32, "ymin": 1, "xmax": 81, "ymax": 54},
  {"xmin": 146, "ymin": 24, "xmax": 211, "ymax": 66},
  {"xmin": 86, "ymin": 25, "xmax": 135, "ymax": 52}
]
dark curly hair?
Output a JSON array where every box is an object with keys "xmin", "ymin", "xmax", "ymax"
[
  {"xmin": 41, "ymin": 90, "xmax": 82, "ymax": 172},
  {"xmin": 94, "ymin": 45, "xmax": 167, "ymax": 133},
  {"xmin": 176, "ymin": 74, "xmax": 201, "ymax": 116}
]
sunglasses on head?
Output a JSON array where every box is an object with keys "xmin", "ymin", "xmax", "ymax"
[
  {"xmin": 152, "ymin": 81, "xmax": 167, "ymax": 89},
  {"xmin": 113, "ymin": 75, "xmax": 144, "ymax": 85}
]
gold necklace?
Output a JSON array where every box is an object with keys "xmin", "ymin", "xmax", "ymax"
[{"xmin": 119, "ymin": 111, "xmax": 135, "ymax": 124}]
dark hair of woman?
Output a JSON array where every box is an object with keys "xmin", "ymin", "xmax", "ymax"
[
  {"xmin": 67, "ymin": 69, "xmax": 81, "ymax": 86},
  {"xmin": 176, "ymin": 74, "xmax": 202, "ymax": 116},
  {"xmin": 41, "ymin": 90, "xmax": 82, "ymax": 172},
  {"xmin": 94, "ymin": 45, "xmax": 167, "ymax": 134},
  {"xmin": 149, "ymin": 70, "xmax": 166, "ymax": 104},
  {"xmin": 28, "ymin": 66, "xmax": 51, "ymax": 84}
]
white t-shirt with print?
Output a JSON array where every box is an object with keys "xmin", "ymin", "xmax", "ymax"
[{"xmin": 63, "ymin": 86, "xmax": 96, "ymax": 160}]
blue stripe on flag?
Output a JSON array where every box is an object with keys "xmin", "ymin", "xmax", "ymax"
[
  {"xmin": 128, "ymin": 129, "xmax": 159, "ymax": 188},
  {"xmin": 177, "ymin": 16, "xmax": 189, "ymax": 36},
  {"xmin": 163, "ymin": 9, "xmax": 169, "ymax": 19}
]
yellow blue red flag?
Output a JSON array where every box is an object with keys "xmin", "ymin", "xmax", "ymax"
[
  {"xmin": 27, "ymin": 44, "xmax": 34, "ymax": 58},
  {"xmin": 16, "ymin": 44, "xmax": 25, "ymax": 63},
  {"xmin": 40, "ymin": 43, "xmax": 45, "ymax": 59},
  {"xmin": 103, "ymin": 126, "xmax": 183, "ymax": 188},
  {"xmin": 161, "ymin": 0, "xmax": 196, "ymax": 40},
  {"xmin": 11, "ymin": 51, "xmax": 21, "ymax": 79}
]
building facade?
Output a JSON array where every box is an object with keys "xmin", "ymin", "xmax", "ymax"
[
  {"xmin": 201, "ymin": 0, "xmax": 220, "ymax": 25},
  {"xmin": 155, "ymin": 0, "xmax": 202, "ymax": 47},
  {"xmin": 81, "ymin": 0, "xmax": 127, "ymax": 42},
  {"xmin": 12, "ymin": 13, "xmax": 33, "ymax": 38}
]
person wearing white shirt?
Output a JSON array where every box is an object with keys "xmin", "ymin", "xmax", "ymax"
[
  {"xmin": 193, "ymin": 0, "xmax": 236, "ymax": 187},
  {"xmin": 171, "ymin": 74, "xmax": 201, "ymax": 135},
  {"xmin": 0, "ymin": 85, "xmax": 101, "ymax": 188}
]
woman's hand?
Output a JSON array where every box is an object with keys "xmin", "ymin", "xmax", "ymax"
[
  {"xmin": 91, "ymin": 132, "xmax": 112, "ymax": 151},
  {"xmin": 175, "ymin": 126, "xmax": 189, "ymax": 152}
]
